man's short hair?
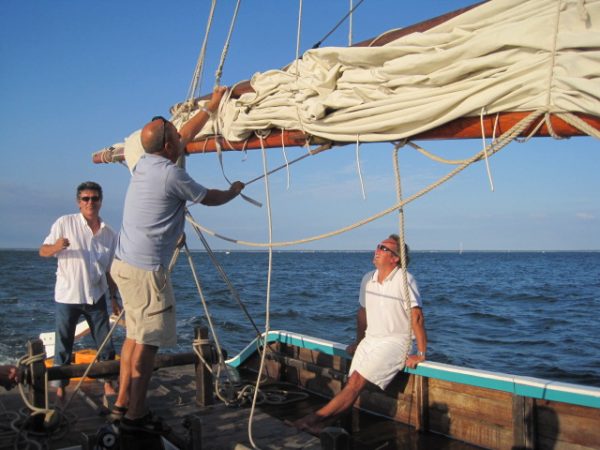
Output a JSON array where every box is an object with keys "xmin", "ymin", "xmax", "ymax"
[
  {"xmin": 388, "ymin": 234, "xmax": 410, "ymax": 267},
  {"xmin": 76, "ymin": 181, "xmax": 103, "ymax": 200}
]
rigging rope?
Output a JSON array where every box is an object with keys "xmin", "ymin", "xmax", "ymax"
[
  {"xmin": 295, "ymin": 0, "xmax": 303, "ymax": 77},
  {"xmin": 391, "ymin": 143, "xmax": 414, "ymax": 369},
  {"xmin": 348, "ymin": 0, "xmax": 354, "ymax": 46},
  {"xmin": 185, "ymin": 209, "xmax": 263, "ymax": 337},
  {"xmin": 248, "ymin": 135, "xmax": 275, "ymax": 450},
  {"xmin": 186, "ymin": 109, "xmax": 546, "ymax": 249},
  {"xmin": 174, "ymin": 0, "xmax": 218, "ymax": 123},
  {"xmin": 63, "ymin": 309, "xmax": 125, "ymax": 412},
  {"xmin": 214, "ymin": 0, "xmax": 242, "ymax": 87},
  {"xmin": 243, "ymin": 142, "xmax": 332, "ymax": 186},
  {"xmin": 311, "ymin": 0, "xmax": 366, "ymax": 49},
  {"xmin": 355, "ymin": 136, "xmax": 367, "ymax": 200}
]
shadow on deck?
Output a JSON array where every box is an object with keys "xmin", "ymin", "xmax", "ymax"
[{"xmin": 0, "ymin": 363, "xmax": 481, "ymax": 450}]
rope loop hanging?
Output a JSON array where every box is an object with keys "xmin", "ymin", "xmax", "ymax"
[
  {"xmin": 391, "ymin": 144, "xmax": 414, "ymax": 367},
  {"xmin": 185, "ymin": 109, "xmax": 546, "ymax": 248}
]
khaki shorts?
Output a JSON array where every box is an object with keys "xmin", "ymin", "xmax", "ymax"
[{"xmin": 111, "ymin": 259, "xmax": 176, "ymax": 347}]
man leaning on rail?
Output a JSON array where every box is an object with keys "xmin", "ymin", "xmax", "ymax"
[
  {"xmin": 110, "ymin": 86, "xmax": 244, "ymax": 435},
  {"xmin": 293, "ymin": 234, "xmax": 428, "ymax": 434}
]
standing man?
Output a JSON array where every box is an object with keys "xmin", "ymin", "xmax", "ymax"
[
  {"xmin": 111, "ymin": 86, "xmax": 244, "ymax": 434},
  {"xmin": 294, "ymin": 234, "xmax": 427, "ymax": 433},
  {"xmin": 40, "ymin": 181, "xmax": 120, "ymax": 403}
]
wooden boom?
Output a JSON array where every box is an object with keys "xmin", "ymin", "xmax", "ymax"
[{"xmin": 91, "ymin": 0, "xmax": 600, "ymax": 164}]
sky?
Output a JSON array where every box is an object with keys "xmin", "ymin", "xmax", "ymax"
[{"xmin": 1, "ymin": 0, "xmax": 598, "ymax": 251}]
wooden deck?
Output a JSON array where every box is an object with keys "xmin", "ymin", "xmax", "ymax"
[{"xmin": 0, "ymin": 364, "xmax": 481, "ymax": 450}]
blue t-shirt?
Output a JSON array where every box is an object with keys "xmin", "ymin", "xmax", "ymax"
[{"xmin": 116, "ymin": 154, "xmax": 207, "ymax": 271}]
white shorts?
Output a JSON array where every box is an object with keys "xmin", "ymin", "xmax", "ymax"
[{"xmin": 349, "ymin": 336, "xmax": 409, "ymax": 390}]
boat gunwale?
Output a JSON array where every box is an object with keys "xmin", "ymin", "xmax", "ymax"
[{"xmin": 227, "ymin": 330, "xmax": 600, "ymax": 409}]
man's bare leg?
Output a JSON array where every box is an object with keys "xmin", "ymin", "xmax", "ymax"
[
  {"xmin": 294, "ymin": 371, "xmax": 368, "ymax": 433},
  {"xmin": 114, "ymin": 337, "xmax": 136, "ymax": 411},
  {"xmin": 124, "ymin": 342, "xmax": 158, "ymax": 419}
]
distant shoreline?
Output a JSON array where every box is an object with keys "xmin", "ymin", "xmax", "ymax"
[{"xmin": 2, "ymin": 248, "xmax": 599, "ymax": 253}]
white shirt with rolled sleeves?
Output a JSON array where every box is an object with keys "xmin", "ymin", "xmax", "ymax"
[{"xmin": 43, "ymin": 213, "xmax": 117, "ymax": 305}]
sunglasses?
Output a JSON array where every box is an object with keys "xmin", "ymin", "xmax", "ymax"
[
  {"xmin": 80, "ymin": 196, "xmax": 100, "ymax": 203},
  {"xmin": 376, "ymin": 244, "xmax": 398, "ymax": 256},
  {"xmin": 152, "ymin": 116, "xmax": 169, "ymax": 149}
]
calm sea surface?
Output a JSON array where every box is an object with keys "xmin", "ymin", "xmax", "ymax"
[{"xmin": 1, "ymin": 250, "xmax": 599, "ymax": 387}]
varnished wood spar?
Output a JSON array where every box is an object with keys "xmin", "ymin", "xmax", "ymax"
[
  {"xmin": 90, "ymin": 0, "xmax": 599, "ymax": 164},
  {"xmin": 186, "ymin": 112, "xmax": 600, "ymax": 154},
  {"xmin": 90, "ymin": 112, "xmax": 600, "ymax": 163}
]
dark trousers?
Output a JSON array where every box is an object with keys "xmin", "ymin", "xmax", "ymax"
[{"xmin": 52, "ymin": 295, "xmax": 115, "ymax": 387}]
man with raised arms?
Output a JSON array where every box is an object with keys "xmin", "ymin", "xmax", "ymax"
[{"xmin": 110, "ymin": 86, "xmax": 244, "ymax": 434}]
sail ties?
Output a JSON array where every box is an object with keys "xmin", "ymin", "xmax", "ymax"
[
  {"xmin": 186, "ymin": 109, "xmax": 547, "ymax": 249},
  {"xmin": 479, "ymin": 108, "xmax": 497, "ymax": 192},
  {"xmin": 355, "ymin": 135, "xmax": 367, "ymax": 200},
  {"xmin": 558, "ymin": 112, "xmax": 600, "ymax": 140}
]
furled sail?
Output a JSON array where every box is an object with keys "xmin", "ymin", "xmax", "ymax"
[
  {"xmin": 93, "ymin": 0, "xmax": 600, "ymax": 165},
  {"xmin": 184, "ymin": 0, "xmax": 600, "ymax": 143}
]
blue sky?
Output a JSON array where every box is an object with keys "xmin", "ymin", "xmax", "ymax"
[{"xmin": 1, "ymin": 0, "xmax": 598, "ymax": 251}]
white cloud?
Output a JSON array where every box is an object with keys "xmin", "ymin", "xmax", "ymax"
[{"xmin": 576, "ymin": 212, "xmax": 595, "ymax": 221}]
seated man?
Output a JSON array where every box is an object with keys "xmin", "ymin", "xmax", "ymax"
[
  {"xmin": 294, "ymin": 234, "xmax": 427, "ymax": 433},
  {"xmin": 0, "ymin": 365, "xmax": 18, "ymax": 391}
]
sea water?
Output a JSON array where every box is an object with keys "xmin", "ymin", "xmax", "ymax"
[{"xmin": 1, "ymin": 250, "xmax": 598, "ymax": 387}]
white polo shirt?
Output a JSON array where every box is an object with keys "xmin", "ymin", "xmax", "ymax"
[
  {"xmin": 43, "ymin": 213, "xmax": 117, "ymax": 304},
  {"xmin": 359, "ymin": 267, "xmax": 422, "ymax": 339},
  {"xmin": 116, "ymin": 153, "xmax": 207, "ymax": 271}
]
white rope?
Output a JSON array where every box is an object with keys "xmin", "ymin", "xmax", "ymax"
[
  {"xmin": 558, "ymin": 112, "xmax": 600, "ymax": 139},
  {"xmin": 180, "ymin": 242, "xmax": 239, "ymax": 405},
  {"xmin": 294, "ymin": 0, "xmax": 303, "ymax": 77},
  {"xmin": 63, "ymin": 309, "xmax": 125, "ymax": 411},
  {"xmin": 281, "ymin": 129, "xmax": 291, "ymax": 190},
  {"xmin": 243, "ymin": 142, "xmax": 332, "ymax": 187},
  {"xmin": 186, "ymin": 109, "xmax": 545, "ymax": 248},
  {"xmin": 479, "ymin": 107, "xmax": 495, "ymax": 192},
  {"xmin": 16, "ymin": 353, "xmax": 50, "ymax": 415},
  {"xmin": 311, "ymin": 0, "xmax": 366, "ymax": 49},
  {"xmin": 214, "ymin": 0, "xmax": 242, "ymax": 87},
  {"xmin": 174, "ymin": 0, "xmax": 217, "ymax": 123},
  {"xmin": 348, "ymin": 0, "xmax": 354, "ymax": 46},
  {"xmin": 185, "ymin": 209, "xmax": 263, "ymax": 337},
  {"xmin": 355, "ymin": 135, "xmax": 367, "ymax": 200},
  {"xmin": 391, "ymin": 143, "xmax": 413, "ymax": 369},
  {"xmin": 248, "ymin": 135, "xmax": 275, "ymax": 450}
]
